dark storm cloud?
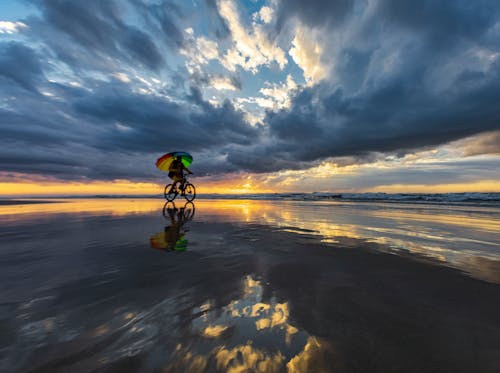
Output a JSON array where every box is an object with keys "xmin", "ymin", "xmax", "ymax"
[
  {"xmin": 0, "ymin": 42, "xmax": 45, "ymax": 91},
  {"xmin": 0, "ymin": 140, "xmax": 159, "ymax": 181},
  {"xmin": 0, "ymin": 78, "xmax": 103, "ymax": 147},
  {"xmin": 120, "ymin": 28, "xmax": 164, "ymax": 71},
  {"xmin": 0, "ymin": 109, "xmax": 69, "ymax": 145},
  {"xmin": 377, "ymin": 0, "xmax": 498, "ymax": 45},
  {"xmin": 0, "ymin": 153, "xmax": 83, "ymax": 178},
  {"xmin": 73, "ymin": 85, "xmax": 258, "ymax": 153},
  {"xmin": 248, "ymin": 0, "xmax": 500, "ymax": 173},
  {"xmin": 277, "ymin": 0, "xmax": 499, "ymax": 43},
  {"xmin": 262, "ymin": 66, "xmax": 500, "ymax": 164},
  {"xmin": 130, "ymin": 0, "xmax": 185, "ymax": 49},
  {"xmin": 225, "ymin": 145, "xmax": 310, "ymax": 173},
  {"xmin": 1, "ymin": 76, "xmax": 258, "ymax": 180},
  {"xmin": 1, "ymin": 0, "xmax": 255, "ymax": 181},
  {"xmin": 276, "ymin": 0, "xmax": 354, "ymax": 30},
  {"xmin": 32, "ymin": 0, "xmax": 165, "ymax": 71},
  {"xmin": 204, "ymin": 0, "xmax": 231, "ymax": 40}
]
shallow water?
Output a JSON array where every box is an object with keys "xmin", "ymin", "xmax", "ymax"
[{"xmin": 1, "ymin": 199, "xmax": 499, "ymax": 372}]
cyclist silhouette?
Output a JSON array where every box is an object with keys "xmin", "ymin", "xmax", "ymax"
[{"xmin": 168, "ymin": 156, "xmax": 192, "ymax": 192}]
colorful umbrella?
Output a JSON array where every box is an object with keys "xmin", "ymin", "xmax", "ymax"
[{"xmin": 156, "ymin": 151, "xmax": 193, "ymax": 172}]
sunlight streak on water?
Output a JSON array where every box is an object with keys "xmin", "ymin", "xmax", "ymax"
[{"xmin": 1, "ymin": 198, "xmax": 499, "ymax": 283}]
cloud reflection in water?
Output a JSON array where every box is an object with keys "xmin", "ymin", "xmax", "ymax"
[{"xmin": 169, "ymin": 276, "xmax": 332, "ymax": 373}]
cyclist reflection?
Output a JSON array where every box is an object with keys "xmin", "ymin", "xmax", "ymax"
[{"xmin": 150, "ymin": 201, "xmax": 195, "ymax": 252}]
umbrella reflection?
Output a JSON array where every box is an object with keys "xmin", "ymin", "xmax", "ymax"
[{"xmin": 150, "ymin": 201, "xmax": 195, "ymax": 252}]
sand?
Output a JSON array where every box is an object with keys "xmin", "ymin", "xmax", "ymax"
[{"xmin": 0, "ymin": 199, "xmax": 499, "ymax": 372}]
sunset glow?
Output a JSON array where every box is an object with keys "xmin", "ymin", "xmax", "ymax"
[{"xmin": 1, "ymin": 177, "xmax": 499, "ymax": 197}]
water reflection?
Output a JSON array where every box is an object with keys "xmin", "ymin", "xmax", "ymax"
[
  {"xmin": 150, "ymin": 201, "xmax": 195, "ymax": 252},
  {"xmin": 168, "ymin": 275, "xmax": 332, "ymax": 373},
  {"xmin": 1, "ymin": 198, "xmax": 498, "ymax": 283},
  {"xmin": 1, "ymin": 200, "xmax": 499, "ymax": 372},
  {"xmin": 194, "ymin": 200, "xmax": 500, "ymax": 284},
  {"xmin": 0, "ymin": 198, "xmax": 162, "ymax": 219}
]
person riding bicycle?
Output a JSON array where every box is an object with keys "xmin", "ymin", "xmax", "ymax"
[{"xmin": 168, "ymin": 156, "xmax": 192, "ymax": 192}]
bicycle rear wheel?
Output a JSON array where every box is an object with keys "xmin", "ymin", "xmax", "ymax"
[
  {"xmin": 183, "ymin": 183, "xmax": 196, "ymax": 201},
  {"xmin": 164, "ymin": 184, "xmax": 177, "ymax": 201}
]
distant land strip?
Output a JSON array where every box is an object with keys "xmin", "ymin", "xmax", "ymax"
[{"xmin": 0, "ymin": 200, "xmax": 62, "ymax": 206}]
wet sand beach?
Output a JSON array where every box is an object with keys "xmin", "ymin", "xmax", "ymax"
[{"xmin": 0, "ymin": 199, "xmax": 499, "ymax": 372}]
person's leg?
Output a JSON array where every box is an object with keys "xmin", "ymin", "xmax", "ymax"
[
  {"xmin": 168, "ymin": 179, "xmax": 177, "ymax": 193},
  {"xmin": 172, "ymin": 175, "xmax": 182, "ymax": 192}
]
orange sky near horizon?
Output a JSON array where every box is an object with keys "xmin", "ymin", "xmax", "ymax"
[
  {"xmin": 0, "ymin": 178, "xmax": 268, "ymax": 196},
  {"xmin": 0, "ymin": 178, "xmax": 499, "ymax": 196}
]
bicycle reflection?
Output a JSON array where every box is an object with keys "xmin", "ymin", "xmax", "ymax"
[{"xmin": 150, "ymin": 201, "xmax": 195, "ymax": 252}]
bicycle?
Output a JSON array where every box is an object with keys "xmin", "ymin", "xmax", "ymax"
[
  {"xmin": 162, "ymin": 201, "xmax": 195, "ymax": 221},
  {"xmin": 164, "ymin": 178, "xmax": 196, "ymax": 202}
]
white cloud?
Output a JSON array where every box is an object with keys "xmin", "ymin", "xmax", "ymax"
[
  {"xmin": 254, "ymin": 97, "xmax": 275, "ymax": 109},
  {"xmin": 233, "ymin": 97, "xmax": 267, "ymax": 124},
  {"xmin": 113, "ymin": 72, "xmax": 131, "ymax": 83},
  {"xmin": 208, "ymin": 96, "xmax": 221, "ymax": 107},
  {"xmin": 181, "ymin": 30, "xmax": 219, "ymax": 74},
  {"xmin": 218, "ymin": 0, "xmax": 287, "ymax": 73},
  {"xmin": 258, "ymin": 6, "xmax": 274, "ymax": 24},
  {"xmin": 0, "ymin": 21, "xmax": 27, "ymax": 34},
  {"xmin": 134, "ymin": 74, "xmax": 152, "ymax": 86},
  {"xmin": 231, "ymin": 75, "xmax": 298, "ymax": 125},
  {"xmin": 211, "ymin": 76, "xmax": 239, "ymax": 91},
  {"xmin": 259, "ymin": 74, "xmax": 298, "ymax": 110},
  {"xmin": 289, "ymin": 26, "xmax": 326, "ymax": 84},
  {"xmin": 197, "ymin": 37, "xmax": 219, "ymax": 60}
]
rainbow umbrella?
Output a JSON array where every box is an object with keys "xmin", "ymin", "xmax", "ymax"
[{"xmin": 156, "ymin": 151, "xmax": 193, "ymax": 172}]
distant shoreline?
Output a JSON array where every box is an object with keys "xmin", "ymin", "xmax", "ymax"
[{"xmin": 0, "ymin": 200, "xmax": 62, "ymax": 206}]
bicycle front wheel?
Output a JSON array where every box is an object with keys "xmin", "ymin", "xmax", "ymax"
[
  {"xmin": 164, "ymin": 184, "xmax": 177, "ymax": 201},
  {"xmin": 184, "ymin": 183, "xmax": 196, "ymax": 201},
  {"xmin": 183, "ymin": 201, "xmax": 195, "ymax": 220}
]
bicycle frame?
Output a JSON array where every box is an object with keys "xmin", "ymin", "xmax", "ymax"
[{"xmin": 164, "ymin": 178, "xmax": 196, "ymax": 202}]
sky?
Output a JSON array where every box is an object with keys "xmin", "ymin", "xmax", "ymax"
[{"xmin": 0, "ymin": 0, "xmax": 499, "ymax": 195}]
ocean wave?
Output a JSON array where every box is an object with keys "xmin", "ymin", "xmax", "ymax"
[{"xmin": 199, "ymin": 192, "xmax": 500, "ymax": 204}]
